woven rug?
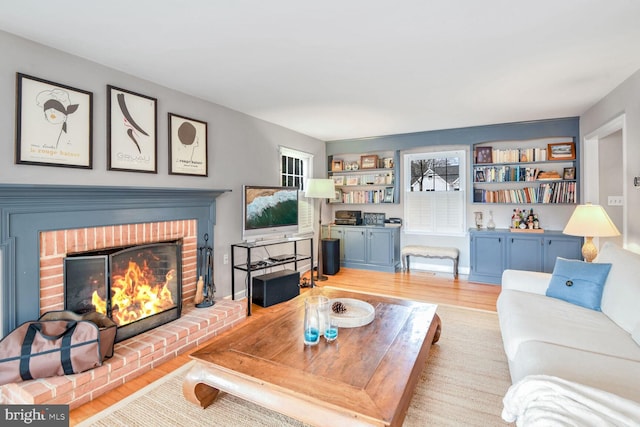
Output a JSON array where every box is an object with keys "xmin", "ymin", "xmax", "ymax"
[{"xmin": 77, "ymin": 304, "xmax": 512, "ymax": 426}]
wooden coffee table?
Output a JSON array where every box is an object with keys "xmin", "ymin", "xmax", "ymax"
[{"xmin": 183, "ymin": 289, "xmax": 441, "ymax": 426}]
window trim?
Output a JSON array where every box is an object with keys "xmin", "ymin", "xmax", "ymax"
[{"xmin": 403, "ymin": 149, "xmax": 467, "ymax": 236}]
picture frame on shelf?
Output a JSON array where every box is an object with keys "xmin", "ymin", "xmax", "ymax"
[
  {"xmin": 107, "ymin": 85, "xmax": 157, "ymax": 173},
  {"xmin": 475, "ymin": 147, "xmax": 493, "ymax": 164},
  {"xmin": 548, "ymin": 142, "xmax": 576, "ymax": 161},
  {"xmin": 346, "ymin": 176, "xmax": 359, "ymax": 186},
  {"xmin": 15, "ymin": 73, "xmax": 93, "ymax": 169},
  {"xmin": 563, "ymin": 167, "xmax": 576, "ymax": 180},
  {"xmin": 360, "ymin": 154, "xmax": 379, "ymax": 169},
  {"xmin": 168, "ymin": 113, "xmax": 208, "ymax": 176},
  {"xmin": 383, "ymin": 187, "xmax": 394, "ymax": 203},
  {"xmin": 374, "ymin": 174, "xmax": 386, "ymax": 184},
  {"xmin": 331, "ymin": 159, "xmax": 343, "ymax": 171},
  {"xmin": 332, "ymin": 175, "xmax": 345, "ymax": 186},
  {"xmin": 475, "ymin": 170, "xmax": 485, "ymax": 182}
]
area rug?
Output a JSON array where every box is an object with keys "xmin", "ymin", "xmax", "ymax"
[{"xmin": 77, "ymin": 304, "xmax": 512, "ymax": 426}]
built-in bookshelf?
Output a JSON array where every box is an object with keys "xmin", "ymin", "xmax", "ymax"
[
  {"xmin": 327, "ymin": 150, "xmax": 400, "ymax": 204},
  {"xmin": 472, "ymin": 137, "xmax": 577, "ymax": 205}
]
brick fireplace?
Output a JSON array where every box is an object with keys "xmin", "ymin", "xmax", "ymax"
[{"xmin": 0, "ymin": 184, "xmax": 246, "ymax": 408}]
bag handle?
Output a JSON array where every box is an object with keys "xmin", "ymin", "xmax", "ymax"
[{"xmin": 20, "ymin": 321, "xmax": 78, "ymax": 380}]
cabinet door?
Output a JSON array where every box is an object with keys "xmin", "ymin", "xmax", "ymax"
[
  {"xmin": 329, "ymin": 227, "xmax": 345, "ymax": 262},
  {"xmin": 343, "ymin": 228, "xmax": 366, "ymax": 263},
  {"xmin": 507, "ymin": 235, "xmax": 543, "ymax": 271},
  {"xmin": 471, "ymin": 234, "xmax": 504, "ymax": 280},
  {"xmin": 366, "ymin": 228, "xmax": 392, "ymax": 266},
  {"xmin": 543, "ymin": 236, "xmax": 583, "ymax": 272}
]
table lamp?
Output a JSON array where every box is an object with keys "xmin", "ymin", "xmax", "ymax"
[
  {"xmin": 305, "ymin": 178, "xmax": 336, "ymax": 281},
  {"xmin": 563, "ymin": 203, "xmax": 620, "ymax": 262}
]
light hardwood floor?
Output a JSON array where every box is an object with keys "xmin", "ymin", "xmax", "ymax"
[{"xmin": 69, "ymin": 268, "xmax": 500, "ymax": 425}]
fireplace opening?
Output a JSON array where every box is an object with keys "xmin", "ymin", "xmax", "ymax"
[{"xmin": 64, "ymin": 240, "xmax": 183, "ymax": 342}]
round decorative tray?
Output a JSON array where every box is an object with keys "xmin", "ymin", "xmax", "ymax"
[{"xmin": 329, "ymin": 298, "xmax": 375, "ymax": 328}]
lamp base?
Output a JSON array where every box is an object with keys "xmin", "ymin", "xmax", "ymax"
[
  {"xmin": 582, "ymin": 236, "xmax": 598, "ymax": 263},
  {"xmin": 314, "ymin": 274, "xmax": 328, "ymax": 281}
]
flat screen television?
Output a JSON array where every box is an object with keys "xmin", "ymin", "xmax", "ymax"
[{"xmin": 242, "ymin": 185, "xmax": 299, "ymax": 242}]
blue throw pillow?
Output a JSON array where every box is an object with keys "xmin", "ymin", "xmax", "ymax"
[{"xmin": 545, "ymin": 258, "xmax": 612, "ymax": 311}]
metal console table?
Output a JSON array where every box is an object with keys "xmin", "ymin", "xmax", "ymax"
[{"xmin": 231, "ymin": 236, "xmax": 314, "ymax": 315}]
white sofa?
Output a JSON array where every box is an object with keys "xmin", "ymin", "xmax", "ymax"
[{"xmin": 497, "ymin": 242, "xmax": 640, "ymax": 403}]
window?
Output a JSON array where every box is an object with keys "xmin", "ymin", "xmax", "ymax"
[
  {"xmin": 279, "ymin": 147, "xmax": 314, "ymax": 234},
  {"xmin": 404, "ymin": 150, "xmax": 466, "ymax": 235}
]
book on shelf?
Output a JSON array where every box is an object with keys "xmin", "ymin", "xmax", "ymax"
[
  {"xmin": 486, "ymin": 147, "xmax": 548, "ymax": 164},
  {"xmin": 331, "ymin": 187, "xmax": 394, "ymax": 204},
  {"xmin": 475, "ymin": 181, "xmax": 575, "ymax": 204}
]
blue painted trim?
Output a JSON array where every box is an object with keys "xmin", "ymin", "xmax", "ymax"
[{"xmin": 0, "ymin": 184, "xmax": 230, "ymax": 336}]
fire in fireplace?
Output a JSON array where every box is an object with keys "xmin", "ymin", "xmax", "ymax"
[{"xmin": 64, "ymin": 241, "xmax": 182, "ymax": 342}]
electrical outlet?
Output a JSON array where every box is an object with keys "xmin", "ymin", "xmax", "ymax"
[
  {"xmin": 608, "ymin": 196, "xmax": 624, "ymax": 206},
  {"xmin": 223, "ymin": 253, "xmax": 229, "ymax": 264}
]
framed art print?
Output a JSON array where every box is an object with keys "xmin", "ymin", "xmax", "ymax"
[
  {"xmin": 107, "ymin": 85, "xmax": 157, "ymax": 173},
  {"xmin": 548, "ymin": 142, "xmax": 576, "ymax": 161},
  {"xmin": 168, "ymin": 113, "xmax": 208, "ymax": 176},
  {"xmin": 475, "ymin": 146, "xmax": 493, "ymax": 164},
  {"xmin": 15, "ymin": 73, "xmax": 93, "ymax": 168}
]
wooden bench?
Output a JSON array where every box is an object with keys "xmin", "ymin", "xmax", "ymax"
[{"xmin": 401, "ymin": 245, "xmax": 459, "ymax": 278}]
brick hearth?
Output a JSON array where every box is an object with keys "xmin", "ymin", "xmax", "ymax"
[
  {"xmin": 0, "ymin": 218, "xmax": 247, "ymax": 408},
  {"xmin": 0, "ymin": 301, "xmax": 245, "ymax": 408}
]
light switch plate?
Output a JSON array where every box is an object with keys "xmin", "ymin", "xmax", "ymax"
[{"xmin": 608, "ymin": 196, "xmax": 624, "ymax": 206}]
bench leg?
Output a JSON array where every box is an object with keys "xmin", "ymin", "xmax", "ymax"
[
  {"xmin": 402, "ymin": 255, "xmax": 410, "ymax": 272},
  {"xmin": 453, "ymin": 258, "xmax": 458, "ymax": 279}
]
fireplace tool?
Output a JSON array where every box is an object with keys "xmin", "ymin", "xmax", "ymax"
[{"xmin": 196, "ymin": 233, "xmax": 215, "ymax": 308}]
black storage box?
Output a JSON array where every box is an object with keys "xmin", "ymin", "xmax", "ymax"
[{"xmin": 252, "ymin": 269, "xmax": 300, "ymax": 307}]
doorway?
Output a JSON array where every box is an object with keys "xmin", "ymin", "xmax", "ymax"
[{"xmin": 583, "ymin": 114, "xmax": 626, "ymax": 248}]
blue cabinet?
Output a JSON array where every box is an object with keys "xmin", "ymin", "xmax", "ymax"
[
  {"xmin": 507, "ymin": 234, "xmax": 543, "ymax": 272},
  {"xmin": 469, "ymin": 229, "xmax": 582, "ymax": 284},
  {"xmin": 323, "ymin": 225, "xmax": 401, "ymax": 272},
  {"xmin": 543, "ymin": 236, "xmax": 583, "ymax": 273},
  {"xmin": 469, "ymin": 232, "xmax": 505, "ymax": 284}
]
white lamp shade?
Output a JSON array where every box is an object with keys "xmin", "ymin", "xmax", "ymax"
[
  {"xmin": 563, "ymin": 203, "xmax": 620, "ymax": 237},
  {"xmin": 305, "ymin": 178, "xmax": 335, "ymax": 199}
]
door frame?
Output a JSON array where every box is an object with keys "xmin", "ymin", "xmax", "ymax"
[{"xmin": 583, "ymin": 113, "xmax": 627, "ymax": 247}]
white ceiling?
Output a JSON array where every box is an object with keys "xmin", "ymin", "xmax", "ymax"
[{"xmin": 1, "ymin": 1, "xmax": 640, "ymax": 141}]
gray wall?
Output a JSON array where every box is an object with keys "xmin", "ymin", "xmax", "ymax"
[
  {"xmin": 581, "ymin": 68, "xmax": 640, "ymax": 252},
  {"xmin": 326, "ymin": 118, "xmax": 581, "ymax": 274},
  {"xmin": 0, "ymin": 30, "xmax": 326, "ymax": 300}
]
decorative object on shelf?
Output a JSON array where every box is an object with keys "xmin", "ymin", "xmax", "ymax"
[
  {"xmin": 15, "ymin": 73, "xmax": 93, "ymax": 169},
  {"xmin": 563, "ymin": 203, "xmax": 620, "ymax": 262},
  {"xmin": 306, "ymin": 178, "xmax": 336, "ymax": 281},
  {"xmin": 487, "ymin": 210, "xmax": 496, "ymax": 230},
  {"xmin": 474, "ymin": 211, "xmax": 483, "ymax": 229},
  {"xmin": 475, "ymin": 146, "xmax": 493, "ymax": 164},
  {"xmin": 475, "ymin": 170, "xmax": 486, "ymax": 182},
  {"xmin": 509, "ymin": 208, "xmax": 542, "ymax": 232},
  {"xmin": 332, "ymin": 175, "xmax": 345, "ymax": 186},
  {"xmin": 360, "ymin": 154, "xmax": 379, "ymax": 169},
  {"xmin": 168, "ymin": 113, "xmax": 208, "ymax": 176},
  {"xmin": 107, "ymin": 85, "xmax": 158, "ymax": 173},
  {"xmin": 548, "ymin": 142, "xmax": 576, "ymax": 161},
  {"xmin": 363, "ymin": 212, "xmax": 386, "ymax": 226},
  {"xmin": 196, "ymin": 233, "xmax": 215, "ymax": 308},
  {"xmin": 383, "ymin": 157, "xmax": 394, "ymax": 169},
  {"xmin": 331, "ymin": 159, "xmax": 343, "ymax": 171},
  {"xmin": 563, "ymin": 167, "xmax": 576, "ymax": 180}
]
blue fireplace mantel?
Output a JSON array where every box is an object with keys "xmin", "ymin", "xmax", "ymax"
[{"xmin": 0, "ymin": 184, "xmax": 230, "ymax": 336}]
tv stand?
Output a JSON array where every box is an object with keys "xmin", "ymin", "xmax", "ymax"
[{"xmin": 231, "ymin": 236, "xmax": 314, "ymax": 315}]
